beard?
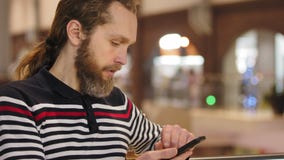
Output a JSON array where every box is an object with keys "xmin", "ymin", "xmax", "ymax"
[{"xmin": 75, "ymin": 37, "xmax": 120, "ymax": 97}]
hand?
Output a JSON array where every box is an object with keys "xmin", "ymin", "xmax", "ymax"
[
  {"xmin": 136, "ymin": 125, "xmax": 195, "ymax": 160},
  {"xmin": 157, "ymin": 124, "xmax": 195, "ymax": 159},
  {"xmin": 136, "ymin": 147, "xmax": 177, "ymax": 160}
]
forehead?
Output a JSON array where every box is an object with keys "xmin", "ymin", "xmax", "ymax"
[{"xmin": 103, "ymin": 1, "xmax": 137, "ymax": 43}]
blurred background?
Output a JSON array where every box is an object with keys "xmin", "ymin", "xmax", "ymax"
[{"xmin": 0, "ymin": 0, "xmax": 284, "ymax": 158}]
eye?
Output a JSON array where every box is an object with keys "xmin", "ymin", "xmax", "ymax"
[{"xmin": 111, "ymin": 41, "xmax": 120, "ymax": 47}]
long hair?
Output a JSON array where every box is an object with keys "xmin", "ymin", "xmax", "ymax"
[{"xmin": 15, "ymin": 0, "xmax": 139, "ymax": 80}]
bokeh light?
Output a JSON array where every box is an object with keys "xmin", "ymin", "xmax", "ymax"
[
  {"xmin": 206, "ymin": 95, "xmax": 216, "ymax": 106},
  {"xmin": 180, "ymin": 36, "xmax": 190, "ymax": 48}
]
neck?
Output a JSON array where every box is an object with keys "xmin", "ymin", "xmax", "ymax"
[{"xmin": 49, "ymin": 44, "xmax": 80, "ymax": 91}]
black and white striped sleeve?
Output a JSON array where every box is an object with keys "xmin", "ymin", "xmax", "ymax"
[
  {"xmin": 0, "ymin": 96, "xmax": 44, "ymax": 160},
  {"xmin": 129, "ymin": 100, "xmax": 162, "ymax": 154}
]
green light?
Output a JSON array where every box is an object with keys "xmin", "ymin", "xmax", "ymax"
[{"xmin": 206, "ymin": 95, "xmax": 216, "ymax": 106}]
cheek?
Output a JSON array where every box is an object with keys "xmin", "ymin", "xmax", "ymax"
[
  {"xmin": 88, "ymin": 38, "xmax": 117, "ymax": 66},
  {"xmin": 88, "ymin": 48, "xmax": 110, "ymax": 70}
]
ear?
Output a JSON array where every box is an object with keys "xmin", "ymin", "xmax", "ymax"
[{"xmin": 66, "ymin": 20, "xmax": 86, "ymax": 46}]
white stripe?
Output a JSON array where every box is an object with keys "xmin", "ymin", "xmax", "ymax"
[
  {"xmin": 1, "ymin": 151, "xmax": 44, "ymax": 160},
  {"xmin": 130, "ymin": 110, "xmax": 144, "ymax": 145},
  {"xmin": 45, "ymin": 119, "xmax": 87, "ymax": 125},
  {"xmin": 32, "ymin": 103, "xmax": 83, "ymax": 111},
  {"xmin": 0, "ymin": 115, "xmax": 35, "ymax": 124},
  {"xmin": 96, "ymin": 104, "xmax": 137, "ymax": 127},
  {"xmin": 42, "ymin": 134, "xmax": 91, "ymax": 143},
  {"xmin": 97, "ymin": 117, "xmax": 133, "ymax": 127},
  {"xmin": 92, "ymin": 94, "xmax": 128, "ymax": 110},
  {"xmin": 44, "ymin": 140, "xmax": 128, "ymax": 151},
  {"xmin": 0, "ymin": 96, "xmax": 29, "ymax": 107},
  {"xmin": 37, "ymin": 118, "xmax": 87, "ymax": 132},
  {"xmin": 1, "ymin": 124, "xmax": 38, "ymax": 133},
  {"xmin": 2, "ymin": 142, "xmax": 43, "ymax": 149},
  {"xmin": 40, "ymin": 125, "xmax": 89, "ymax": 134},
  {"xmin": 47, "ymin": 149, "xmax": 126, "ymax": 159},
  {"xmin": 97, "ymin": 133, "xmax": 128, "ymax": 140},
  {"xmin": 41, "ymin": 124, "xmax": 131, "ymax": 136},
  {"xmin": 93, "ymin": 103, "xmax": 127, "ymax": 110},
  {"xmin": 1, "ymin": 134, "xmax": 41, "ymax": 141},
  {"xmin": 99, "ymin": 126, "xmax": 130, "ymax": 134},
  {"xmin": 43, "ymin": 133, "xmax": 129, "ymax": 143}
]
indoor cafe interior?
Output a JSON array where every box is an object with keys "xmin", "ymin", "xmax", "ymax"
[{"xmin": 0, "ymin": 0, "xmax": 284, "ymax": 159}]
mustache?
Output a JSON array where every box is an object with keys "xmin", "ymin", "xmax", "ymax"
[{"xmin": 103, "ymin": 64, "xmax": 122, "ymax": 72}]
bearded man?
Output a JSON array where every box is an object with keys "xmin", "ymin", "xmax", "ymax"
[{"xmin": 0, "ymin": 0, "xmax": 195, "ymax": 159}]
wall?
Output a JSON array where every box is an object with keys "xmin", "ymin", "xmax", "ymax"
[
  {"xmin": 212, "ymin": 0, "xmax": 284, "ymax": 73},
  {"xmin": 9, "ymin": 0, "xmax": 59, "ymax": 34},
  {"xmin": 131, "ymin": 0, "xmax": 284, "ymax": 107},
  {"xmin": 0, "ymin": 0, "xmax": 11, "ymax": 79}
]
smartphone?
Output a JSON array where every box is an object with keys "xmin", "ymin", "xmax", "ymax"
[{"xmin": 176, "ymin": 136, "xmax": 206, "ymax": 156}]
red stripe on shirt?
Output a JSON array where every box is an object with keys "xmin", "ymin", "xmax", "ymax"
[
  {"xmin": 94, "ymin": 100, "xmax": 133, "ymax": 119},
  {"xmin": 35, "ymin": 111, "xmax": 86, "ymax": 122},
  {"xmin": 0, "ymin": 106, "xmax": 33, "ymax": 117}
]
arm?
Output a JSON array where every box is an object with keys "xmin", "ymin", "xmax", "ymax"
[
  {"xmin": 128, "ymin": 100, "xmax": 162, "ymax": 154},
  {"xmin": 137, "ymin": 125, "xmax": 195, "ymax": 160},
  {"xmin": 128, "ymin": 98, "xmax": 194, "ymax": 159},
  {"xmin": 0, "ymin": 96, "xmax": 45, "ymax": 159}
]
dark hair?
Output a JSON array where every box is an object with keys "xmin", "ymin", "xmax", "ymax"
[{"xmin": 16, "ymin": 0, "xmax": 139, "ymax": 80}]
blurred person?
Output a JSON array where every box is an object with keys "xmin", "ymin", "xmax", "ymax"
[
  {"xmin": 188, "ymin": 69, "xmax": 201, "ymax": 107},
  {"xmin": 0, "ymin": 0, "xmax": 195, "ymax": 159}
]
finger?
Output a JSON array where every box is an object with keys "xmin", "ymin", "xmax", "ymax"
[
  {"xmin": 186, "ymin": 132, "xmax": 195, "ymax": 142},
  {"xmin": 170, "ymin": 125, "xmax": 180, "ymax": 147},
  {"xmin": 161, "ymin": 125, "xmax": 171, "ymax": 148},
  {"xmin": 177, "ymin": 128, "xmax": 189, "ymax": 147},
  {"xmin": 136, "ymin": 148, "xmax": 177, "ymax": 160},
  {"xmin": 154, "ymin": 141, "xmax": 163, "ymax": 150}
]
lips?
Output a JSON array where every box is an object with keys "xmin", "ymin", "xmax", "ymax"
[
  {"xmin": 103, "ymin": 65, "xmax": 122, "ymax": 78},
  {"xmin": 109, "ymin": 68, "xmax": 118, "ymax": 73},
  {"xmin": 108, "ymin": 69, "xmax": 117, "ymax": 76}
]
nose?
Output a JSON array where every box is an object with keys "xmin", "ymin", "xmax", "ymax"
[{"xmin": 114, "ymin": 47, "xmax": 128, "ymax": 65}]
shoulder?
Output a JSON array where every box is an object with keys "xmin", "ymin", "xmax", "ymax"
[
  {"xmin": 0, "ymin": 80, "xmax": 26, "ymax": 97},
  {"xmin": 0, "ymin": 81, "xmax": 31, "ymax": 114},
  {"xmin": 110, "ymin": 87, "xmax": 125, "ymax": 98},
  {"xmin": 97, "ymin": 87, "xmax": 139, "ymax": 108},
  {"xmin": 0, "ymin": 78, "xmax": 40, "ymax": 105},
  {"xmin": 102, "ymin": 87, "xmax": 128, "ymax": 105}
]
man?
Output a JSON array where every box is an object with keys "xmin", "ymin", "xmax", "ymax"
[{"xmin": 0, "ymin": 0, "xmax": 195, "ymax": 159}]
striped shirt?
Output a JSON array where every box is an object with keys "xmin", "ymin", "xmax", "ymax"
[{"xmin": 0, "ymin": 68, "xmax": 161, "ymax": 160}]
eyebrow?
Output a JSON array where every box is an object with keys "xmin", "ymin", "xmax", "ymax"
[{"xmin": 109, "ymin": 33, "xmax": 136, "ymax": 45}]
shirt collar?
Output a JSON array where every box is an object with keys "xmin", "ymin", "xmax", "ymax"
[{"xmin": 34, "ymin": 66, "xmax": 82, "ymax": 99}]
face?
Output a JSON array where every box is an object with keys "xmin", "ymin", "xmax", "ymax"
[{"xmin": 75, "ymin": 2, "xmax": 137, "ymax": 97}]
